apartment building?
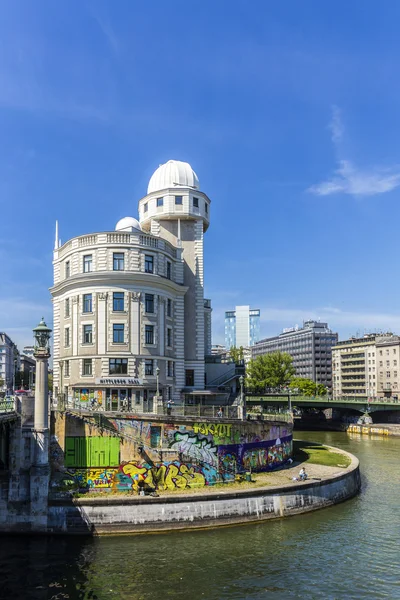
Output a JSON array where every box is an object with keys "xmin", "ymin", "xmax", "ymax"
[
  {"xmin": 332, "ymin": 333, "xmax": 398, "ymax": 399},
  {"xmin": 252, "ymin": 320, "xmax": 338, "ymax": 390}
]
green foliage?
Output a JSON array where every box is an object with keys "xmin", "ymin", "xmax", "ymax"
[
  {"xmin": 246, "ymin": 351, "xmax": 295, "ymax": 393},
  {"xmin": 0, "ymin": 377, "xmax": 4, "ymax": 388},
  {"xmin": 229, "ymin": 346, "xmax": 244, "ymax": 364},
  {"xmin": 290, "ymin": 377, "xmax": 327, "ymax": 397}
]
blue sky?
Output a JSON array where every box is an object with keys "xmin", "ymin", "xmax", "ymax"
[{"xmin": 2, "ymin": 0, "xmax": 400, "ymax": 350}]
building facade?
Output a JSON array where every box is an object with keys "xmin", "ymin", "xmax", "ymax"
[
  {"xmin": 225, "ymin": 306, "xmax": 260, "ymax": 349},
  {"xmin": 332, "ymin": 333, "xmax": 400, "ymax": 399},
  {"xmin": 0, "ymin": 333, "xmax": 19, "ymax": 393},
  {"xmin": 252, "ymin": 321, "xmax": 338, "ymax": 390},
  {"xmin": 51, "ymin": 160, "xmax": 212, "ymax": 410}
]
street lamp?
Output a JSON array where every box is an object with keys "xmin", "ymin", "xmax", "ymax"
[
  {"xmin": 239, "ymin": 375, "xmax": 245, "ymax": 420},
  {"xmin": 156, "ymin": 366, "xmax": 160, "ymax": 398},
  {"xmin": 33, "ymin": 318, "xmax": 52, "ymax": 352},
  {"xmin": 287, "ymin": 387, "xmax": 292, "ymax": 412}
]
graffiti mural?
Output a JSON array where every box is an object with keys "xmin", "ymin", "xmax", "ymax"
[
  {"xmin": 67, "ymin": 460, "xmax": 207, "ymax": 491},
  {"xmin": 54, "ymin": 412, "xmax": 293, "ymax": 491}
]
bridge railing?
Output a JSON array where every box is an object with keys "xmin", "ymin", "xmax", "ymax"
[
  {"xmin": 0, "ymin": 398, "xmax": 17, "ymax": 413},
  {"xmin": 246, "ymin": 395, "xmax": 400, "ymax": 405}
]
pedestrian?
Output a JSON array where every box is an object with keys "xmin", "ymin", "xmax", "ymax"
[
  {"xmin": 299, "ymin": 467, "xmax": 308, "ymax": 481},
  {"xmin": 217, "ymin": 407, "xmax": 223, "ymax": 418},
  {"xmin": 167, "ymin": 399, "xmax": 174, "ymax": 415}
]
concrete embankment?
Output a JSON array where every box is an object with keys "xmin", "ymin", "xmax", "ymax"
[
  {"xmin": 346, "ymin": 423, "xmax": 400, "ymax": 437},
  {"xmin": 48, "ymin": 447, "xmax": 360, "ymax": 535}
]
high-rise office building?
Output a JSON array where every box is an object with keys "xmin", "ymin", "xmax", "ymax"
[
  {"xmin": 225, "ymin": 306, "xmax": 260, "ymax": 349},
  {"xmin": 252, "ymin": 320, "xmax": 338, "ymax": 390}
]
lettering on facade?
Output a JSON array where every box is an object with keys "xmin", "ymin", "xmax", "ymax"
[
  {"xmin": 95, "ymin": 377, "xmax": 143, "ymax": 386},
  {"xmin": 193, "ymin": 422, "xmax": 232, "ymax": 438}
]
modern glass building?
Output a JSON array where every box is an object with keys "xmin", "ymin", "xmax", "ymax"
[{"xmin": 225, "ymin": 306, "xmax": 261, "ymax": 348}]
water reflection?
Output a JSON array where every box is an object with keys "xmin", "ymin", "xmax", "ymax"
[{"xmin": 1, "ymin": 432, "xmax": 400, "ymax": 599}]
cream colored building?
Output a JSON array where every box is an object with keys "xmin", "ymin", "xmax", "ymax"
[
  {"xmin": 332, "ymin": 333, "xmax": 398, "ymax": 399},
  {"xmin": 51, "ymin": 160, "xmax": 212, "ymax": 411}
]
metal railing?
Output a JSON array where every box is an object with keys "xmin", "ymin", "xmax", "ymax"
[
  {"xmin": 0, "ymin": 398, "xmax": 17, "ymax": 413},
  {"xmin": 247, "ymin": 394, "xmax": 400, "ymax": 405}
]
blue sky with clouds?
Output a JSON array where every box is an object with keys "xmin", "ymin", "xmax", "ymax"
[{"xmin": 2, "ymin": 0, "xmax": 400, "ymax": 350}]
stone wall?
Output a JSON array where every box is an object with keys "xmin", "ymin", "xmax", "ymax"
[
  {"xmin": 46, "ymin": 449, "xmax": 360, "ymax": 534},
  {"xmin": 51, "ymin": 412, "xmax": 293, "ymax": 493}
]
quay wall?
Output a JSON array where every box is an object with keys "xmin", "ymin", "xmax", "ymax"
[{"xmin": 46, "ymin": 448, "xmax": 360, "ymax": 535}]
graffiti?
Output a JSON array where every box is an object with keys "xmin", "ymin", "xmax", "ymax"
[
  {"xmin": 169, "ymin": 432, "xmax": 218, "ymax": 467},
  {"xmin": 68, "ymin": 460, "xmax": 207, "ymax": 491},
  {"xmin": 193, "ymin": 422, "xmax": 232, "ymax": 440}
]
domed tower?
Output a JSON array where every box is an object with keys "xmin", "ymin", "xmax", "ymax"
[{"xmin": 139, "ymin": 160, "xmax": 211, "ymax": 390}]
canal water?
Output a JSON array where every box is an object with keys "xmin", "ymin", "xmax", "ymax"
[{"xmin": 1, "ymin": 431, "xmax": 399, "ymax": 600}]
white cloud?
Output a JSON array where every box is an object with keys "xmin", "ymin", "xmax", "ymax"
[
  {"xmin": 309, "ymin": 159, "xmax": 400, "ymax": 197},
  {"xmin": 308, "ymin": 107, "xmax": 400, "ymax": 197},
  {"xmin": 329, "ymin": 105, "xmax": 343, "ymax": 142}
]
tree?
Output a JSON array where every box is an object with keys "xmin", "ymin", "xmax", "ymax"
[
  {"xmin": 246, "ymin": 351, "xmax": 295, "ymax": 393},
  {"xmin": 0, "ymin": 377, "xmax": 4, "ymax": 390},
  {"xmin": 289, "ymin": 377, "xmax": 328, "ymax": 397},
  {"xmin": 229, "ymin": 346, "xmax": 244, "ymax": 364}
]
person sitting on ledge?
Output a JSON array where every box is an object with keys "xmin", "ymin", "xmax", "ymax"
[{"xmin": 299, "ymin": 467, "xmax": 308, "ymax": 481}]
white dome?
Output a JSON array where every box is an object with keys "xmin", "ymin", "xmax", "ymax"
[
  {"xmin": 115, "ymin": 217, "xmax": 142, "ymax": 232},
  {"xmin": 147, "ymin": 160, "xmax": 199, "ymax": 194}
]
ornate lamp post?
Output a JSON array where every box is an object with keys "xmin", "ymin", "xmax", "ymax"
[
  {"xmin": 239, "ymin": 375, "xmax": 246, "ymax": 420},
  {"xmin": 33, "ymin": 318, "xmax": 52, "ymax": 445}
]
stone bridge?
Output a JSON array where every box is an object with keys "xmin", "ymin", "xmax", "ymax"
[{"xmin": 246, "ymin": 395, "xmax": 400, "ymax": 416}]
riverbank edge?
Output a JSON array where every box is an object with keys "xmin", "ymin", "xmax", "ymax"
[
  {"xmin": 295, "ymin": 421, "xmax": 400, "ymax": 437},
  {"xmin": 44, "ymin": 444, "xmax": 360, "ymax": 535}
]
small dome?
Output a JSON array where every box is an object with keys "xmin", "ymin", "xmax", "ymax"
[
  {"xmin": 115, "ymin": 217, "xmax": 142, "ymax": 232},
  {"xmin": 147, "ymin": 160, "xmax": 199, "ymax": 194}
]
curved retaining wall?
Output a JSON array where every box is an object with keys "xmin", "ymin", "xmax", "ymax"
[{"xmin": 48, "ymin": 447, "xmax": 361, "ymax": 534}]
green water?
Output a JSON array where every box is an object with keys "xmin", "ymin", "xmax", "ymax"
[{"xmin": 1, "ymin": 431, "xmax": 399, "ymax": 600}]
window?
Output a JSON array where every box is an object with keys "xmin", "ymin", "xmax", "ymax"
[
  {"xmin": 175, "ymin": 195, "xmax": 183, "ymax": 205},
  {"xmin": 394, "ymin": 360, "xmax": 397, "ymax": 367},
  {"xmin": 145, "ymin": 359, "xmax": 154, "ymax": 376},
  {"xmin": 167, "ymin": 328, "xmax": 172, "ymax": 347},
  {"xmin": 166, "ymin": 261, "xmax": 171, "ymax": 280},
  {"xmin": 83, "ymin": 325, "xmax": 92, "ymax": 344},
  {"xmin": 379, "ymin": 361, "xmax": 383, "ymax": 367},
  {"xmin": 135, "ymin": 390, "xmax": 141, "ymax": 405},
  {"xmin": 394, "ymin": 349, "xmax": 397, "ymax": 354},
  {"xmin": 387, "ymin": 361, "xmax": 390, "ymax": 367},
  {"xmin": 64, "ymin": 328, "xmax": 70, "ymax": 347},
  {"xmin": 168, "ymin": 361, "xmax": 173, "ymax": 377},
  {"xmin": 145, "ymin": 325, "xmax": 154, "ymax": 344},
  {"xmin": 395, "ymin": 371, "xmax": 398, "ymax": 378},
  {"xmin": 64, "ymin": 360, "xmax": 70, "ymax": 377},
  {"xmin": 109, "ymin": 358, "xmax": 128, "ymax": 374},
  {"xmin": 387, "ymin": 371, "xmax": 391, "ymax": 378},
  {"xmin": 167, "ymin": 299, "xmax": 172, "ymax": 317},
  {"xmin": 83, "ymin": 359, "xmax": 92, "ymax": 376},
  {"xmin": 83, "ymin": 254, "xmax": 92, "ymax": 273},
  {"xmin": 65, "ymin": 261, "xmax": 70, "ymax": 278},
  {"xmin": 205, "ymin": 202, "xmax": 208, "ymax": 213},
  {"xmin": 113, "ymin": 292, "xmax": 124, "ymax": 311},
  {"xmin": 113, "ymin": 252, "xmax": 124, "ymax": 271},
  {"xmin": 145, "ymin": 255, "xmax": 154, "ymax": 273},
  {"xmin": 83, "ymin": 294, "xmax": 92, "ymax": 313},
  {"xmin": 113, "ymin": 324, "xmax": 124, "ymax": 343},
  {"xmin": 157, "ymin": 197, "xmax": 163, "ymax": 207},
  {"xmin": 144, "ymin": 202, "xmax": 148, "ymax": 212},
  {"xmin": 65, "ymin": 298, "xmax": 70, "ymax": 318},
  {"xmin": 145, "ymin": 293, "xmax": 154, "ymax": 313},
  {"xmin": 193, "ymin": 197, "xmax": 199, "ymax": 208},
  {"xmin": 380, "ymin": 350, "xmax": 383, "ymax": 356},
  {"xmin": 185, "ymin": 369, "xmax": 194, "ymax": 386},
  {"xmin": 386, "ymin": 349, "xmax": 390, "ymax": 355}
]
